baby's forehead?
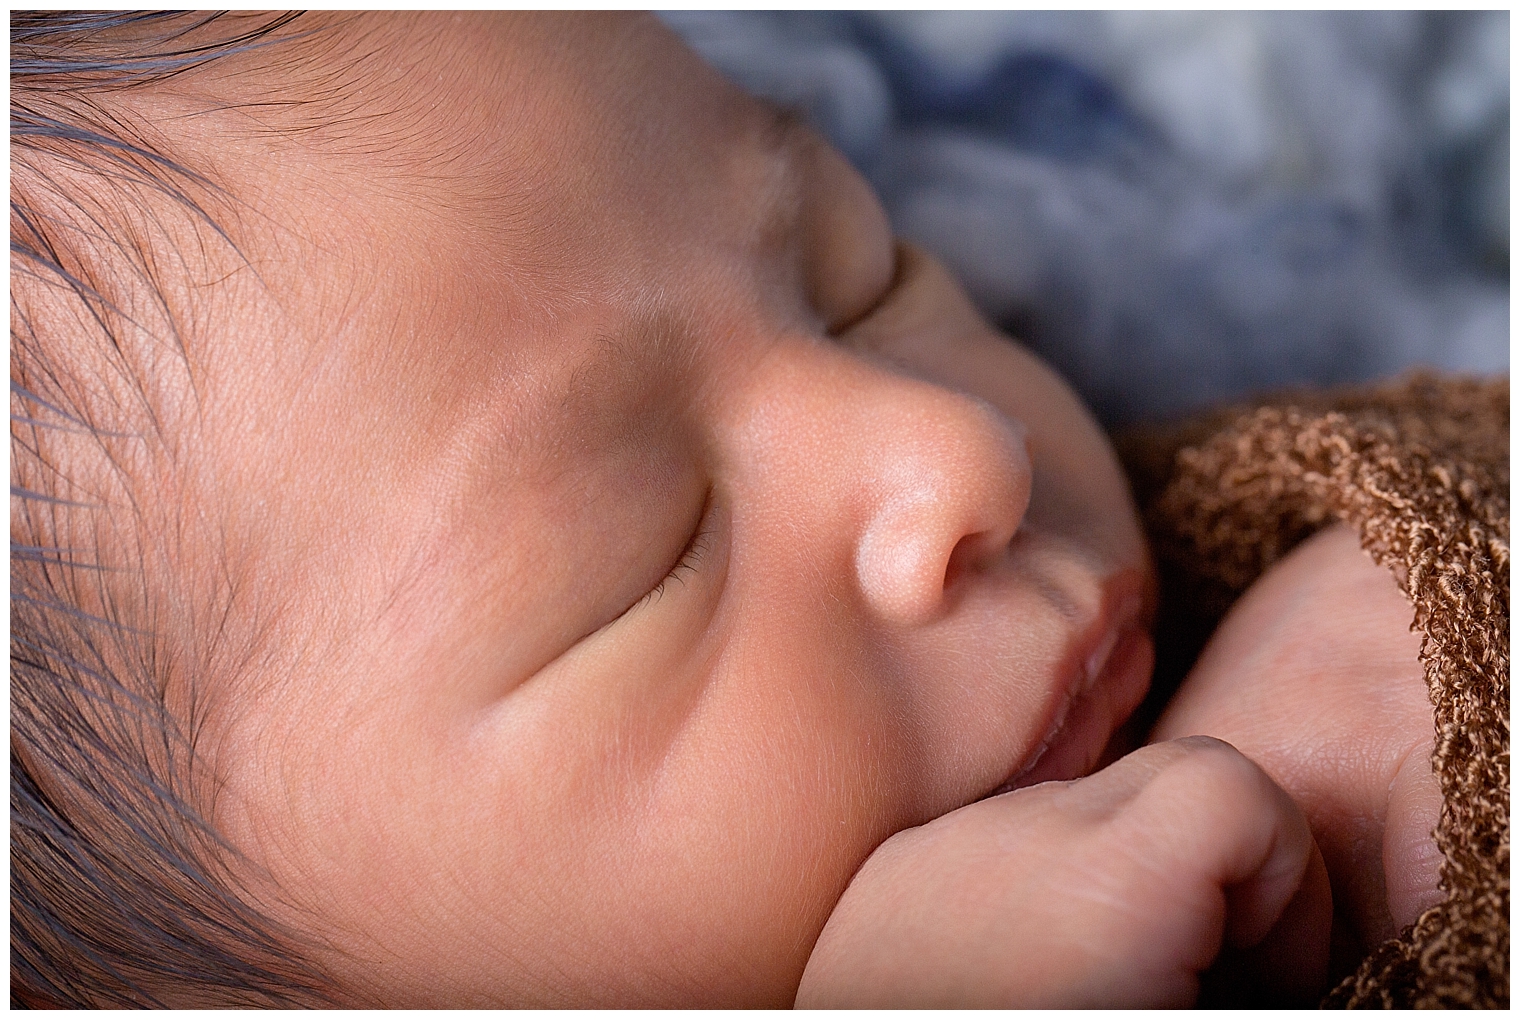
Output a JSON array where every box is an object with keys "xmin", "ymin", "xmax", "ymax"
[
  {"xmin": 210, "ymin": 14, "xmax": 796, "ymax": 208},
  {"xmin": 18, "ymin": 11, "xmax": 831, "ymax": 653},
  {"xmin": 178, "ymin": 14, "xmax": 808, "ymax": 335}
]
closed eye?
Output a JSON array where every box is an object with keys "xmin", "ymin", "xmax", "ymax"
[
  {"xmin": 826, "ymin": 238, "xmax": 905, "ymax": 339},
  {"xmin": 634, "ymin": 490, "xmax": 715, "ymax": 612}
]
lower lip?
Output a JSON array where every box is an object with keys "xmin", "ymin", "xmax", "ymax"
[{"xmin": 994, "ymin": 625, "xmax": 1154, "ymax": 793}]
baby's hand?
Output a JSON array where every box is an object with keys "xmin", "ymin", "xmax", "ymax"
[
  {"xmin": 1151, "ymin": 524, "xmax": 1442, "ymax": 959},
  {"xmin": 796, "ymin": 738, "xmax": 1330, "ymax": 1007}
]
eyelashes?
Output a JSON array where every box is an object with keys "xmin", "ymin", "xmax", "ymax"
[{"xmin": 635, "ymin": 492, "xmax": 716, "ymax": 612}]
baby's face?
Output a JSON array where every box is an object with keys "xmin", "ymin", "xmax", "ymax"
[{"xmin": 165, "ymin": 13, "xmax": 1151, "ymax": 1005}]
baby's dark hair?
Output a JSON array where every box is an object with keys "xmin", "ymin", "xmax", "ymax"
[{"xmin": 11, "ymin": 12, "xmax": 340, "ymax": 1007}]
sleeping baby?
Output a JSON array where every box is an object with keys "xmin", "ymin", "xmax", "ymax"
[{"xmin": 11, "ymin": 12, "xmax": 1449, "ymax": 1007}]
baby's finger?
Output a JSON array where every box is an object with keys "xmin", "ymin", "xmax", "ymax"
[
  {"xmin": 1200, "ymin": 837, "xmax": 1331, "ymax": 1005},
  {"xmin": 1384, "ymin": 739, "xmax": 1444, "ymax": 929},
  {"xmin": 1116, "ymin": 737, "xmax": 1315, "ymax": 944},
  {"xmin": 1118, "ymin": 736, "xmax": 1331, "ymax": 996},
  {"xmin": 1035, "ymin": 732, "xmax": 1233, "ymax": 813}
]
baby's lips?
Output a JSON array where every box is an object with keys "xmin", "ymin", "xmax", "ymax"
[
  {"xmin": 993, "ymin": 596, "xmax": 1154, "ymax": 795},
  {"xmin": 1023, "ymin": 625, "xmax": 1153, "ymax": 789}
]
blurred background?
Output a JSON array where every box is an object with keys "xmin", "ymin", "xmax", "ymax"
[{"xmin": 662, "ymin": 12, "xmax": 1509, "ymax": 425}]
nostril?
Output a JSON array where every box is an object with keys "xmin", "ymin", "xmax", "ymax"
[{"xmin": 943, "ymin": 529, "xmax": 1005, "ymax": 594}]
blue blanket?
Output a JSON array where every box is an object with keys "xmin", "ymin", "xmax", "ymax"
[{"xmin": 663, "ymin": 12, "xmax": 1509, "ymax": 424}]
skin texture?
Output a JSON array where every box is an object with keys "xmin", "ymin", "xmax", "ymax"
[
  {"xmin": 1151, "ymin": 524, "xmax": 1443, "ymax": 972},
  {"xmin": 28, "ymin": 12, "xmax": 1356, "ymax": 1008},
  {"xmin": 798, "ymin": 526, "xmax": 1435, "ymax": 1007},
  {"xmin": 79, "ymin": 12, "xmax": 1154, "ymax": 1006},
  {"xmin": 796, "ymin": 737, "xmax": 1332, "ymax": 1008}
]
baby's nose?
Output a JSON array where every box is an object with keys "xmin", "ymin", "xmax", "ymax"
[
  {"xmin": 851, "ymin": 383, "xmax": 1031, "ymax": 626},
  {"xmin": 731, "ymin": 339, "xmax": 1031, "ymax": 627}
]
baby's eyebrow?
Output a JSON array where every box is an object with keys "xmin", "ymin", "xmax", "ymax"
[
  {"xmin": 752, "ymin": 97, "xmax": 811, "ymax": 157},
  {"xmin": 755, "ymin": 97, "xmax": 827, "ymax": 194},
  {"xmin": 714, "ymin": 97, "xmax": 822, "ymax": 272},
  {"xmin": 565, "ymin": 313, "xmax": 701, "ymax": 414}
]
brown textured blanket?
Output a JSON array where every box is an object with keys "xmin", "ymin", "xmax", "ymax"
[{"xmin": 1120, "ymin": 373, "xmax": 1509, "ymax": 1008}]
